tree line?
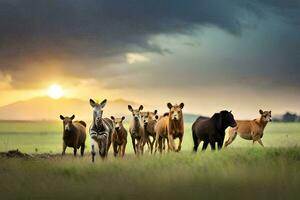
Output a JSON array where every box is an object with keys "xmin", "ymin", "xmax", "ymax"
[{"xmin": 273, "ymin": 112, "xmax": 300, "ymax": 122}]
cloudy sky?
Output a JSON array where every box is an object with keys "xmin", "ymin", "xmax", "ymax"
[{"xmin": 0, "ymin": 0, "xmax": 299, "ymax": 118}]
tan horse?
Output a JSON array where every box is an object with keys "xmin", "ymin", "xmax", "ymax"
[
  {"xmin": 155, "ymin": 103, "xmax": 184, "ymax": 153},
  {"xmin": 141, "ymin": 110, "xmax": 159, "ymax": 154},
  {"xmin": 128, "ymin": 105, "xmax": 145, "ymax": 155},
  {"xmin": 225, "ymin": 109, "xmax": 272, "ymax": 147}
]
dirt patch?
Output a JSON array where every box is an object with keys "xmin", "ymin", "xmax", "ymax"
[
  {"xmin": 0, "ymin": 149, "xmax": 68, "ymax": 159},
  {"xmin": 0, "ymin": 149, "xmax": 33, "ymax": 159}
]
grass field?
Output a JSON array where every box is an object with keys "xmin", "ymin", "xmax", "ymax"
[
  {"xmin": 0, "ymin": 121, "xmax": 300, "ymax": 153},
  {"xmin": 0, "ymin": 121, "xmax": 300, "ymax": 200}
]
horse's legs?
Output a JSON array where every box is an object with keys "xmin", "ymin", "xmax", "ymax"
[
  {"xmin": 158, "ymin": 137, "xmax": 163, "ymax": 154},
  {"xmin": 131, "ymin": 136, "xmax": 136, "ymax": 154},
  {"xmin": 193, "ymin": 131, "xmax": 199, "ymax": 152},
  {"xmin": 106, "ymin": 135, "xmax": 111, "ymax": 157},
  {"xmin": 225, "ymin": 128, "xmax": 238, "ymax": 147},
  {"xmin": 217, "ymin": 140, "xmax": 223, "ymax": 150},
  {"xmin": 122, "ymin": 143, "xmax": 126, "ymax": 157},
  {"xmin": 118, "ymin": 146, "xmax": 122, "ymax": 157},
  {"xmin": 202, "ymin": 141, "xmax": 209, "ymax": 151},
  {"xmin": 91, "ymin": 140, "xmax": 96, "ymax": 162},
  {"xmin": 73, "ymin": 147, "xmax": 77, "ymax": 156},
  {"xmin": 162, "ymin": 137, "xmax": 166, "ymax": 151},
  {"xmin": 252, "ymin": 133, "xmax": 263, "ymax": 147},
  {"xmin": 150, "ymin": 136, "xmax": 155, "ymax": 154},
  {"xmin": 146, "ymin": 136, "xmax": 151, "ymax": 153},
  {"xmin": 113, "ymin": 143, "xmax": 118, "ymax": 157},
  {"xmin": 166, "ymin": 137, "xmax": 171, "ymax": 152},
  {"xmin": 140, "ymin": 137, "xmax": 147, "ymax": 155},
  {"xmin": 80, "ymin": 143, "xmax": 85, "ymax": 156},
  {"xmin": 154, "ymin": 132, "xmax": 160, "ymax": 154},
  {"xmin": 257, "ymin": 139, "xmax": 264, "ymax": 147},
  {"xmin": 99, "ymin": 136, "xmax": 107, "ymax": 159},
  {"xmin": 137, "ymin": 139, "xmax": 143, "ymax": 155},
  {"xmin": 176, "ymin": 136, "xmax": 183, "ymax": 152},
  {"xmin": 210, "ymin": 142, "xmax": 216, "ymax": 151},
  {"xmin": 168, "ymin": 134, "xmax": 176, "ymax": 152},
  {"xmin": 62, "ymin": 142, "xmax": 67, "ymax": 156}
]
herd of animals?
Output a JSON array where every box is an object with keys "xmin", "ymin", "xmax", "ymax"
[{"xmin": 59, "ymin": 99, "xmax": 272, "ymax": 162}]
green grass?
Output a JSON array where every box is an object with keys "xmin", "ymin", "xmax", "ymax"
[
  {"xmin": 0, "ymin": 148, "xmax": 299, "ymax": 200},
  {"xmin": 0, "ymin": 122, "xmax": 299, "ymax": 153},
  {"xmin": 0, "ymin": 122, "xmax": 300, "ymax": 200}
]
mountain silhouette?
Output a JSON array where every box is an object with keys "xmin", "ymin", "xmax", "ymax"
[{"xmin": 0, "ymin": 97, "xmax": 138, "ymax": 121}]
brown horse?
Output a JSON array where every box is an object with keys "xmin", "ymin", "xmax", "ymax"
[
  {"xmin": 128, "ymin": 105, "xmax": 145, "ymax": 155},
  {"xmin": 59, "ymin": 115, "xmax": 86, "ymax": 156},
  {"xmin": 155, "ymin": 103, "xmax": 184, "ymax": 153},
  {"xmin": 111, "ymin": 116, "xmax": 127, "ymax": 157},
  {"xmin": 141, "ymin": 110, "xmax": 159, "ymax": 154},
  {"xmin": 225, "ymin": 109, "xmax": 272, "ymax": 147}
]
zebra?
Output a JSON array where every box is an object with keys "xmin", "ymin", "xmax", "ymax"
[{"xmin": 89, "ymin": 99, "xmax": 113, "ymax": 162}]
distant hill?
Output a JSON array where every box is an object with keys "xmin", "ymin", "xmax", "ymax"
[
  {"xmin": 0, "ymin": 96, "xmax": 207, "ymax": 122},
  {"xmin": 0, "ymin": 97, "xmax": 138, "ymax": 121}
]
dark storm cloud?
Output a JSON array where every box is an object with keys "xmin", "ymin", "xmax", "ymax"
[{"xmin": 0, "ymin": 0, "xmax": 299, "ymax": 88}]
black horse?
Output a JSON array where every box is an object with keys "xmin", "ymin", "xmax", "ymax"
[{"xmin": 192, "ymin": 110, "xmax": 237, "ymax": 152}]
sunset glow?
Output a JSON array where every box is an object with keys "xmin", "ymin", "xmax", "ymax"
[{"xmin": 47, "ymin": 84, "xmax": 63, "ymax": 99}]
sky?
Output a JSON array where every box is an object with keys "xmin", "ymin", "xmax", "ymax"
[{"xmin": 0, "ymin": 0, "xmax": 299, "ymax": 118}]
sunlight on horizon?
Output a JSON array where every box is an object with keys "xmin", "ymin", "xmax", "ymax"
[{"xmin": 47, "ymin": 84, "xmax": 64, "ymax": 99}]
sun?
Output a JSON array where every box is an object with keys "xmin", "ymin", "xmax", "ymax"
[{"xmin": 48, "ymin": 84, "xmax": 64, "ymax": 99}]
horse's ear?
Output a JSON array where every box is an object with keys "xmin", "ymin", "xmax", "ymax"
[
  {"xmin": 121, "ymin": 116, "xmax": 125, "ymax": 121},
  {"xmin": 179, "ymin": 103, "xmax": 184, "ymax": 109},
  {"xmin": 167, "ymin": 103, "xmax": 173, "ymax": 109},
  {"xmin": 259, "ymin": 109, "xmax": 264, "ymax": 115},
  {"xmin": 110, "ymin": 116, "xmax": 115, "ymax": 121},
  {"xmin": 59, "ymin": 115, "xmax": 64, "ymax": 120},
  {"xmin": 269, "ymin": 111, "xmax": 272, "ymax": 114},
  {"xmin": 90, "ymin": 99, "xmax": 97, "ymax": 108},
  {"xmin": 70, "ymin": 115, "xmax": 75, "ymax": 120},
  {"xmin": 128, "ymin": 105, "xmax": 133, "ymax": 112},
  {"xmin": 139, "ymin": 105, "xmax": 143, "ymax": 111},
  {"xmin": 154, "ymin": 110, "xmax": 158, "ymax": 115},
  {"xmin": 100, "ymin": 99, "xmax": 107, "ymax": 108}
]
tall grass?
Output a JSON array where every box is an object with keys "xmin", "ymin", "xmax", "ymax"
[
  {"xmin": 0, "ymin": 122, "xmax": 299, "ymax": 199},
  {"xmin": 0, "ymin": 148, "xmax": 299, "ymax": 200}
]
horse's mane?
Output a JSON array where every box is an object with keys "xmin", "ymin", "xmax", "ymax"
[
  {"xmin": 163, "ymin": 112, "xmax": 169, "ymax": 117},
  {"xmin": 76, "ymin": 121, "xmax": 87, "ymax": 127}
]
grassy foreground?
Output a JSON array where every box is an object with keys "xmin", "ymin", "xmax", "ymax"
[
  {"xmin": 0, "ymin": 148, "xmax": 300, "ymax": 200},
  {"xmin": 0, "ymin": 122, "xmax": 300, "ymax": 199}
]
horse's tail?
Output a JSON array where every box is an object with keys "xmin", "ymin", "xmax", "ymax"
[{"xmin": 78, "ymin": 121, "xmax": 87, "ymax": 127}]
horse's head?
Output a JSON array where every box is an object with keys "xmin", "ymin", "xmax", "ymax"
[
  {"xmin": 141, "ymin": 110, "xmax": 159, "ymax": 125},
  {"xmin": 111, "ymin": 116, "xmax": 125, "ymax": 132},
  {"xmin": 90, "ymin": 99, "xmax": 107, "ymax": 125},
  {"xmin": 167, "ymin": 103, "xmax": 184, "ymax": 121},
  {"xmin": 259, "ymin": 109, "xmax": 272, "ymax": 122},
  {"xmin": 60, "ymin": 115, "xmax": 75, "ymax": 132},
  {"xmin": 128, "ymin": 105, "xmax": 143, "ymax": 120}
]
